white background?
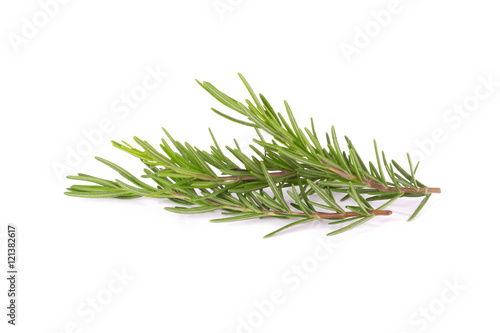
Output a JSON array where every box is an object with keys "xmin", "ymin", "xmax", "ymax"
[{"xmin": 1, "ymin": 0, "xmax": 499, "ymax": 332}]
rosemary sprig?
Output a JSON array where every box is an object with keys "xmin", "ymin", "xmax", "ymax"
[{"xmin": 65, "ymin": 73, "xmax": 440, "ymax": 237}]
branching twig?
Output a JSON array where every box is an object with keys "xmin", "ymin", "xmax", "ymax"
[{"xmin": 65, "ymin": 73, "xmax": 441, "ymax": 237}]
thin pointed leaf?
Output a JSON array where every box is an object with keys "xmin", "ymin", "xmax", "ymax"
[
  {"xmin": 376, "ymin": 192, "xmax": 404, "ymax": 210},
  {"xmin": 211, "ymin": 213, "xmax": 262, "ymax": 223},
  {"xmin": 264, "ymin": 217, "xmax": 316, "ymax": 238},
  {"xmin": 212, "ymin": 108, "xmax": 256, "ymax": 127},
  {"xmin": 95, "ymin": 157, "xmax": 156, "ymax": 191},
  {"xmin": 64, "ymin": 189, "xmax": 131, "ymax": 198},
  {"xmin": 374, "ymin": 140, "xmax": 387, "ymax": 186},
  {"xmin": 328, "ymin": 216, "xmax": 363, "ymax": 225},
  {"xmin": 307, "ymin": 179, "xmax": 345, "ymax": 213},
  {"xmin": 261, "ymin": 162, "xmax": 291, "ymax": 212},
  {"xmin": 238, "ymin": 73, "xmax": 265, "ymax": 113},
  {"xmin": 408, "ymin": 194, "xmax": 432, "ymax": 221},
  {"xmin": 327, "ymin": 215, "xmax": 374, "ymax": 236},
  {"xmin": 164, "ymin": 206, "xmax": 220, "ymax": 214}
]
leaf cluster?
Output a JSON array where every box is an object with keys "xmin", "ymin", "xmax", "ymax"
[{"xmin": 65, "ymin": 74, "xmax": 440, "ymax": 237}]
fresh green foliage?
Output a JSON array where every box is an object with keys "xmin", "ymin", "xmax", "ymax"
[{"xmin": 65, "ymin": 74, "xmax": 440, "ymax": 237}]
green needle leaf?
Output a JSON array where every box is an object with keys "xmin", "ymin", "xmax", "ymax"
[
  {"xmin": 307, "ymin": 180, "xmax": 345, "ymax": 214},
  {"xmin": 261, "ymin": 162, "xmax": 291, "ymax": 212},
  {"xmin": 211, "ymin": 213, "xmax": 263, "ymax": 223},
  {"xmin": 408, "ymin": 194, "xmax": 432, "ymax": 221},
  {"xmin": 264, "ymin": 217, "xmax": 316, "ymax": 238},
  {"xmin": 327, "ymin": 215, "xmax": 374, "ymax": 236},
  {"xmin": 211, "ymin": 108, "xmax": 256, "ymax": 127},
  {"xmin": 65, "ymin": 189, "xmax": 132, "ymax": 198},
  {"xmin": 328, "ymin": 216, "xmax": 363, "ymax": 225},
  {"xmin": 238, "ymin": 73, "xmax": 265, "ymax": 113},
  {"xmin": 95, "ymin": 157, "xmax": 156, "ymax": 191},
  {"xmin": 373, "ymin": 140, "xmax": 387, "ymax": 186},
  {"xmin": 66, "ymin": 174, "xmax": 119, "ymax": 188},
  {"xmin": 376, "ymin": 192, "xmax": 404, "ymax": 210},
  {"xmin": 164, "ymin": 206, "xmax": 220, "ymax": 214}
]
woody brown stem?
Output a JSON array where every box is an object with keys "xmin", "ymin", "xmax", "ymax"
[
  {"xmin": 145, "ymin": 184, "xmax": 393, "ymax": 219},
  {"xmin": 365, "ymin": 179, "xmax": 441, "ymax": 194},
  {"xmin": 321, "ymin": 161, "xmax": 441, "ymax": 194}
]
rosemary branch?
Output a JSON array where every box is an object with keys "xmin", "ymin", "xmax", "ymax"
[{"xmin": 65, "ymin": 73, "xmax": 441, "ymax": 236}]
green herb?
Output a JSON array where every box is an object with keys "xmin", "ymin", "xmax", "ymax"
[{"xmin": 65, "ymin": 74, "xmax": 440, "ymax": 237}]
